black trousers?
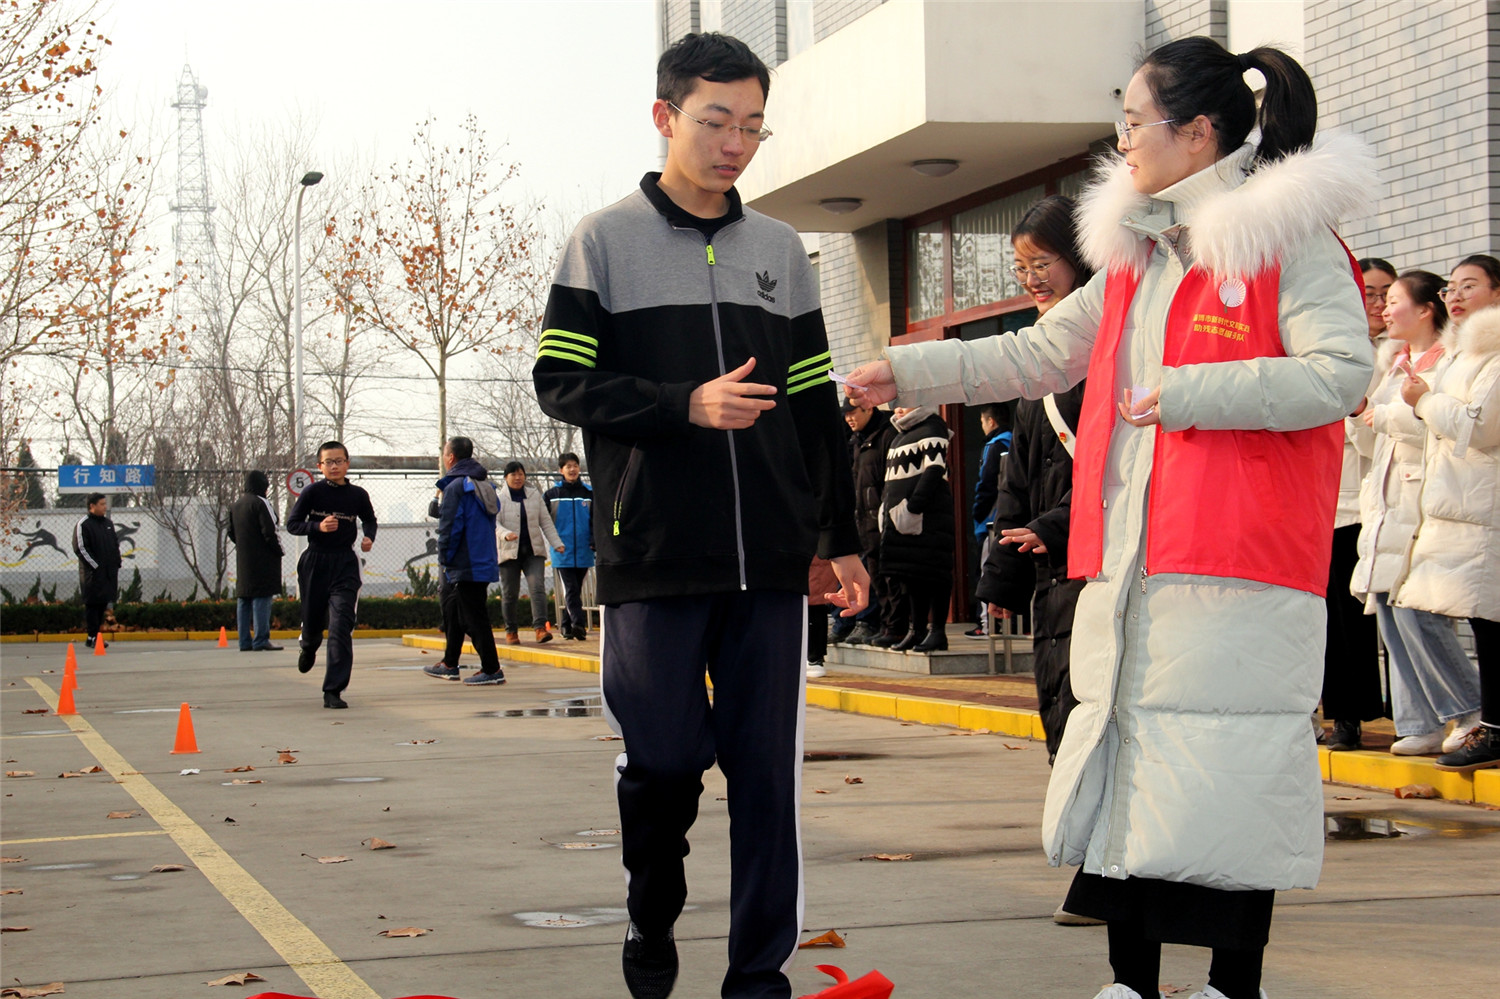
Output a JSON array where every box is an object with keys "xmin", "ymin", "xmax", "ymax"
[
  {"xmin": 1322, "ymin": 523, "xmax": 1386, "ymax": 720},
  {"xmin": 84, "ymin": 602, "xmax": 107, "ymax": 640},
  {"xmin": 1473, "ymin": 617, "xmax": 1500, "ymax": 725},
  {"xmin": 439, "ymin": 574, "xmax": 465, "ymax": 665},
  {"xmin": 602, "ymin": 590, "xmax": 805, "ymax": 999},
  {"xmin": 452, "ymin": 579, "xmax": 500, "ymax": 673},
  {"xmin": 902, "ymin": 573, "xmax": 952, "ymax": 636},
  {"xmin": 556, "ymin": 566, "xmax": 589, "ymax": 633},
  {"xmin": 298, "ymin": 548, "xmax": 361, "ymax": 695}
]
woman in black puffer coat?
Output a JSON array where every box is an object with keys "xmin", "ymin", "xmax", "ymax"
[{"xmin": 879, "ymin": 405, "xmax": 954, "ymax": 652}]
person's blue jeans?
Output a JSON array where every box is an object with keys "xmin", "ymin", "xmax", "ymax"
[
  {"xmin": 500, "ymin": 555, "xmax": 549, "ymax": 631},
  {"xmin": 1374, "ymin": 593, "xmax": 1481, "ymax": 735},
  {"xmin": 237, "ymin": 595, "xmax": 274, "ymax": 651}
]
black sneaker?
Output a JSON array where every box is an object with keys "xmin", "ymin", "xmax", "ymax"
[
  {"xmin": 323, "ymin": 692, "xmax": 347, "ymax": 709},
  {"xmin": 462, "ymin": 669, "xmax": 506, "ymax": 685},
  {"xmin": 843, "ymin": 622, "xmax": 878, "ymax": 646},
  {"xmin": 1435, "ymin": 724, "xmax": 1500, "ymax": 773},
  {"xmin": 297, "ymin": 649, "xmax": 316, "ymax": 674},
  {"xmin": 962, "ymin": 625, "xmax": 987, "ymax": 640},
  {"xmin": 423, "ymin": 662, "xmax": 460, "ymax": 680},
  {"xmin": 1326, "ymin": 719, "xmax": 1362, "ymax": 752},
  {"xmin": 621, "ymin": 922, "xmax": 678, "ymax": 999}
]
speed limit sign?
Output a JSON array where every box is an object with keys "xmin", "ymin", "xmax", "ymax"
[{"xmin": 286, "ymin": 468, "xmax": 317, "ymax": 497}]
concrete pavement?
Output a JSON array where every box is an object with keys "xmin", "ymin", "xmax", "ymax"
[{"xmin": 2, "ymin": 639, "xmax": 1497, "ymax": 998}]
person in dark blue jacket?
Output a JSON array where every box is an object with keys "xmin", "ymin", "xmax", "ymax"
[
  {"xmin": 964, "ymin": 404, "xmax": 1011, "ymax": 637},
  {"xmin": 426, "ymin": 437, "xmax": 505, "ymax": 685},
  {"xmin": 544, "ymin": 452, "xmax": 594, "ymax": 640}
]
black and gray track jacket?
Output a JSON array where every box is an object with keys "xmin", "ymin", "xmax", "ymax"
[{"xmin": 533, "ymin": 174, "xmax": 859, "ymax": 604}]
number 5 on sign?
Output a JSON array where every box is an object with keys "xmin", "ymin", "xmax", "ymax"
[{"xmin": 287, "ymin": 468, "xmax": 316, "ymax": 497}]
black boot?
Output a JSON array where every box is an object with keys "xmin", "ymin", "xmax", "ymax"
[
  {"xmin": 890, "ymin": 630, "xmax": 926, "ymax": 652},
  {"xmin": 912, "ymin": 630, "xmax": 948, "ymax": 654}
]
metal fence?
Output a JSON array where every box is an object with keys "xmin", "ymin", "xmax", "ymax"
[{"xmin": 0, "ymin": 467, "xmax": 580, "ymax": 602}]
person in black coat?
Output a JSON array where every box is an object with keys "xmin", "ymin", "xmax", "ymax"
[
  {"xmin": 840, "ymin": 402, "xmax": 899, "ymax": 645},
  {"xmin": 879, "ymin": 405, "xmax": 954, "ymax": 653},
  {"xmin": 72, "ymin": 492, "xmax": 122, "ymax": 648},
  {"xmin": 228, "ymin": 470, "xmax": 285, "ymax": 652}
]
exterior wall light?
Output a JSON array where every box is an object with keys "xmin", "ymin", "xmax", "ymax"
[
  {"xmin": 819, "ymin": 198, "xmax": 863, "ymax": 214},
  {"xmin": 911, "ymin": 159, "xmax": 960, "ymax": 177}
]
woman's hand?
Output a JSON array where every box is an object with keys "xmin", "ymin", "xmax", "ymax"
[
  {"xmin": 1118, "ymin": 386, "xmax": 1161, "ymax": 427},
  {"xmin": 1360, "ymin": 406, "xmax": 1376, "ymax": 427},
  {"xmin": 988, "ymin": 603, "xmax": 1010, "ymax": 620},
  {"xmin": 844, "ymin": 360, "xmax": 896, "ymax": 408},
  {"xmin": 1400, "ymin": 373, "xmax": 1430, "ymax": 409},
  {"xmin": 998, "ymin": 527, "xmax": 1047, "ymax": 554},
  {"xmin": 504, "ymin": 532, "xmax": 519, "ymax": 541}
]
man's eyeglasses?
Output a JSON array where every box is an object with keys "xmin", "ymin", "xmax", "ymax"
[
  {"xmin": 318, "ymin": 457, "xmax": 349, "ymax": 467},
  {"xmin": 1012, "ymin": 258, "xmax": 1060, "ymax": 283},
  {"xmin": 668, "ymin": 101, "xmax": 773, "ymax": 143},
  {"xmin": 1114, "ymin": 118, "xmax": 1177, "ymax": 150}
]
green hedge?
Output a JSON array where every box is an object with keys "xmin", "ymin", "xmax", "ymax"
[{"xmin": 0, "ymin": 594, "xmax": 555, "ymax": 635}]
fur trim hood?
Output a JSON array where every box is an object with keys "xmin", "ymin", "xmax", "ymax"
[
  {"xmin": 1441, "ymin": 304, "xmax": 1500, "ymax": 359},
  {"xmin": 1077, "ymin": 131, "xmax": 1378, "ymax": 279}
]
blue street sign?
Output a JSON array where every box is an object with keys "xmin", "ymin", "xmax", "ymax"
[{"xmin": 57, "ymin": 464, "xmax": 157, "ymax": 494}]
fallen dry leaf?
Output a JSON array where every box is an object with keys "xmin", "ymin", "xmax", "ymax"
[
  {"xmin": 0, "ymin": 857, "xmax": 23, "ymax": 864},
  {"xmin": 812, "ymin": 788, "xmax": 830, "ymax": 794},
  {"xmin": 277, "ymin": 752, "xmax": 297, "ymax": 764},
  {"xmin": 1332, "ymin": 795, "xmax": 1367, "ymax": 801},
  {"xmin": 57, "ymin": 772, "xmax": 89, "ymax": 779},
  {"xmin": 398, "ymin": 739, "xmax": 437, "ymax": 745},
  {"xmin": 843, "ymin": 775, "xmax": 863, "ymax": 785},
  {"xmin": 1395, "ymin": 784, "xmax": 1439, "ymax": 799},
  {"xmin": 798, "ymin": 929, "xmax": 846, "ymax": 949},
  {"xmin": 150, "ymin": 864, "xmax": 187, "ymax": 872},
  {"xmin": 204, "ymin": 973, "xmax": 265, "ymax": 987},
  {"xmin": 1001, "ymin": 743, "xmax": 1025, "ymax": 750},
  {"xmin": 5, "ymin": 772, "xmax": 35, "ymax": 778},
  {"xmin": 105, "ymin": 811, "xmax": 137, "ymax": 820},
  {"xmin": 224, "ymin": 766, "xmax": 255, "ymax": 773},
  {"xmin": 81, "ymin": 766, "xmax": 103, "ymax": 773},
  {"xmin": 592, "ymin": 734, "xmax": 623, "ymax": 741},
  {"xmin": 1, "ymin": 983, "xmax": 65, "ymax": 998},
  {"xmin": 860, "ymin": 853, "xmax": 914, "ymax": 862},
  {"xmin": 1, "ymin": 926, "xmax": 31, "ymax": 932},
  {"xmin": 0, "ymin": 889, "xmax": 21, "ymax": 895},
  {"xmin": 363, "ymin": 837, "xmax": 396, "ymax": 850},
  {"xmin": 304, "ymin": 854, "xmax": 350, "ymax": 864},
  {"xmin": 223, "ymin": 817, "xmax": 237, "ymax": 824},
  {"xmin": 20, "ymin": 709, "xmax": 47, "ymax": 715},
  {"xmin": 1161, "ymin": 986, "xmax": 1192, "ymax": 997},
  {"xmin": 229, "ymin": 779, "xmax": 263, "ymax": 785},
  {"xmin": 377, "ymin": 926, "xmax": 430, "ymax": 938}
]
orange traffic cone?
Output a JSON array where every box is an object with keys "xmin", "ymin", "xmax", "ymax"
[
  {"xmin": 170, "ymin": 702, "xmax": 200, "ymax": 754},
  {"xmin": 62, "ymin": 669, "xmax": 76, "ymax": 693},
  {"xmin": 57, "ymin": 681, "xmax": 76, "ymax": 716},
  {"xmin": 65, "ymin": 643, "xmax": 78, "ymax": 670},
  {"xmin": 218, "ymin": 626, "xmax": 229, "ymax": 648},
  {"xmin": 92, "ymin": 633, "xmax": 106, "ymax": 656}
]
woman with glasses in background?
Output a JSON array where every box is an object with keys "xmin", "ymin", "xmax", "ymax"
[
  {"xmin": 846, "ymin": 36, "xmax": 1373, "ymax": 999},
  {"xmin": 1349, "ymin": 271, "xmax": 1480, "ymax": 756},
  {"xmin": 1396, "ymin": 254, "xmax": 1500, "ymax": 772}
]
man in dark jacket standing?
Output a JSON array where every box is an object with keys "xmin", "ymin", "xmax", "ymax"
[
  {"xmin": 424, "ymin": 437, "xmax": 505, "ymax": 685},
  {"xmin": 228, "ymin": 471, "xmax": 285, "ymax": 652},
  {"xmin": 544, "ymin": 451, "xmax": 594, "ymax": 640},
  {"xmin": 72, "ymin": 492, "xmax": 121, "ymax": 649},
  {"xmin": 533, "ymin": 32, "xmax": 868, "ymax": 999},
  {"xmin": 287, "ymin": 441, "xmax": 376, "ymax": 709},
  {"xmin": 840, "ymin": 401, "xmax": 898, "ymax": 646}
]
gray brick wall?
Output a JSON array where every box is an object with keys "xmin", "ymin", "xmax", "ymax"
[
  {"xmin": 819, "ymin": 223, "xmax": 902, "ymax": 373},
  {"xmin": 1145, "ymin": 0, "xmax": 1227, "ymax": 50},
  {"xmin": 814, "ymin": 0, "xmax": 887, "ymax": 44},
  {"xmin": 1306, "ymin": 0, "xmax": 1496, "ymax": 269},
  {"xmin": 725, "ymin": 0, "xmax": 787, "ymax": 65},
  {"xmin": 663, "ymin": 0, "xmax": 698, "ymax": 47}
]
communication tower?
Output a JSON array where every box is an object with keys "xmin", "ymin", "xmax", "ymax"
[{"xmin": 170, "ymin": 64, "xmax": 219, "ymax": 327}]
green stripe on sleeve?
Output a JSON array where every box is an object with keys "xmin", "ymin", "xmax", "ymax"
[
  {"xmin": 788, "ymin": 350, "xmax": 832, "ymax": 374},
  {"xmin": 537, "ymin": 348, "xmax": 597, "ymax": 369}
]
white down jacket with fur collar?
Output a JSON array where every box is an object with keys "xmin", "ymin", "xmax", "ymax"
[
  {"xmin": 1394, "ymin": 306, "xmax": 1500, "ymax": 621},
  {"xmin": 885, "ymin": 135, "xmax": 1375, "ymax": 891}
]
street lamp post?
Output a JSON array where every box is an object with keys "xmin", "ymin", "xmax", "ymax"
[{"xmin": 292, "ymin": 170, "xmax": 324, "ymax": 469}]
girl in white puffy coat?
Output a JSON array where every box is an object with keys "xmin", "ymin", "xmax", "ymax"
[
  {"xmin": 1350, "ymin": 271, "xmax": 1481, "ymax": 754},
  {"xmin": 1397, "ymin": 255, "xmax": 1500, "ymax": 772}
]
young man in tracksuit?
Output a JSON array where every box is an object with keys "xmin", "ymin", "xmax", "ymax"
[
  {"xmin": 543, "ymin": 451, "xmax": 594, "ymax": 640},
  {"xmin": 287, "ymin": 441, "xmax": 376, "ymax": 709},
  {"xmin": 533, "ymin": 32, "xmax": 868, "ymax": 999},
  {"xmin": 425, "ymin": 436, "xmax": 505, "ymax": 685}
]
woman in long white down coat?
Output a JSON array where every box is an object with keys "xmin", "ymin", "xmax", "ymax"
[{"xmin": 846, "ymin": 37, "xmax": 1373, "ymax": 999}]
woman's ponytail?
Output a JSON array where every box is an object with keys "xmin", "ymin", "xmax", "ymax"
[{"xmin": 1238, "ymin": 46, "xmax": 1317, "ymax": 163}]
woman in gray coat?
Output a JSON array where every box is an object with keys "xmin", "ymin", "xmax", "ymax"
[
  {"xmin": 495, "ymin": 461, "xmax": 564, "ymax": 644},
  {"xmin": 848, "ymin": 37, "xmax": 1373, "ymax": 999}
]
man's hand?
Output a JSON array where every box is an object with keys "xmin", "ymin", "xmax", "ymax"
[
  {"xmin": 360, "ymin": 537, "xmax": 373, "ymax": 553},
  {"xmin": 504, "ymin": 532, "xmax": 519, "ymax": 541},
  {"xmin": 844, "ymin": 360, "xmax": 896, "ymax": 407},
  {"xmin": 319, "ymin": 515, "xmax": 339, "ymax": 533},
  {"xmin": 555, "ymin": 544, "xmax": 565, "ymax": 554},
  {"xmin": 1400, "ymin": 372, "xmax": 1430, "ymax": 408},
  {"xmin": 998, "ymin": 527, "xmax": 1047, "ymax": 554},
  {"xmin": 689, "ymin": 357, "xmax": 777, "ymax": 430},
  {"xmin": 825, "ymin": 554, "xmax": 871, "ymax": 617},
  {"xmin": 988, "ymin": 603, "xmax": 1011, "ymax": 620}
]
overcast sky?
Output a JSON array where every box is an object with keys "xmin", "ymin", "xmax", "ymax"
[{"xmin": 96, "ymin": 0, "xmax": 663, "ymax": 216}]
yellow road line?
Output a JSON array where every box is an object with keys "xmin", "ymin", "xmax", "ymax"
[
  {"xmin": 23, "ymin": 677, "xmax": 378, "ymax": 999},
  {"xmin": 2, "ymin": 829, "xmax": 170, "ymax": 846}
]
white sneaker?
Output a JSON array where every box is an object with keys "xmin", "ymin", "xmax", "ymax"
[
  {"xmin": 1091, "ymin": 987, "xmax": 1145, "ymax": 999},
  {"xmin": 805, "ymin": 661, "xmax": 826, "ymax": 679},
  {"xmin": 1189, "ymin": 985, "xmax": 1267, "ymax": 999},
  {"xmin": 1391, "ymin": 729, "xmax": 1446, "ymax": 755},
  {"xmin": 1443, "ymin": 711, "xmax": 1483, "ymax": 753}
]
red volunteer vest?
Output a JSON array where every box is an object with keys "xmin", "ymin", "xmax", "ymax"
[{"xmin": 1068, "ymin": 248, "xmax": 1357, "ymax": 597}]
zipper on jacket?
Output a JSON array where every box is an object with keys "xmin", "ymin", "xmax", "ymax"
[
  {"xmin": 698, "ymin": 228, "xmax": 749, "ymax": 590},
  {"xmin": 612, "ymin": 446, "xmax": 639, "ymax": 537},
  {"xmin": 1140, "ymin": 564, "xmax": 1148, "ymax": 594}
]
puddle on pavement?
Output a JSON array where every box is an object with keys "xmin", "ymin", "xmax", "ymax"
[
  {"xmin": 107, "ymin": 874, "xmax": 143, "ymax": 881},
  {"xmin": 114, "ymin": 708, "xmax": 180, "ymax": 714},
  {"xmin": 1325, "ymin": 812, "xmax": 1500, "ymax": 841},
  {"xmin": 25, "ymin": 862, "xmax": 98, "ymax": 871},
  {"xmin": 376, "ymin": 665, "xmax": 428, "ymax": 671},
  {"xmin": 333, "ymin": 776, "xmax": 385, "ymax": 783},
  {"xmin": 804, "ymin": 750, "xmax": 886, "ymax": 763},
  {"xmin": 576, "ymin": 828, "xmax": 620, "ymax": 837},
  {"xmin": 482, "ymin": 694, "xmax": 604, "ymax": 719},
  {"xmin": 514, "ymin": 907, "xmax": 631, "ymax": 928},
  {"xmin": 554, "ymin": 841, "xmax": 618, "ymax": 850},
  {"xmin": 15, "ymin": 729, "xmax": 71, "ymax": 736}
]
